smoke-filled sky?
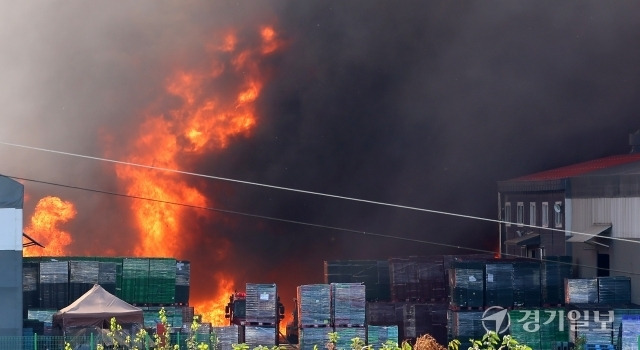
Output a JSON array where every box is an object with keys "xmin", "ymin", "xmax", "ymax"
[{"xmin": 2, "ymin": 1, "xmax": 640, "ymax": 319}]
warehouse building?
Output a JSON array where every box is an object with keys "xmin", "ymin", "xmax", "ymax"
[{"xmin": 497, "ymin": 130, "xmax": 640, "ymax": 303}]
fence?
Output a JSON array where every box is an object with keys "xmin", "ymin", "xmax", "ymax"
[
  {"xmin": 0, "ymin": 335, "xmax": 92, "ymax": 350},
  {"xmin": 0, "ymin": 333, "xmax": 216, "ymax": 350}
]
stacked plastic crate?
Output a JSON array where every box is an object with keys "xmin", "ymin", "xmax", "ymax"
[
  {"xmin": 245, "ymin": 283, "xmax": 278, "ymax": 347},
  {"xmin": 69, "ymin": 260, "xmax": 100, "ymax": 302},
  {"xmin": 538, "ymin": 308, "xmax": 570, "ymax": 350},
  {"xmin": 447, "ymin": 310, "xmax": 484, "ymax": 349},
  {"xmin": 541, "ymin": 256, "xmax": 572, "ymax": 306},
  {"xmin": 122, "ymin": 258, "xmax": 150, "ymax": 304},
  {"xmin": 141, "ymin": 306, "xmax": 183, "ymax": 328},
  {"xmin": 508, "ymin": 309, "xmax": 542, "ymax": 349},
  {"xmin": 512, "ymin": 260, "xmax": 541, "ymax": 308},
  {"xmin": 39, "ymin": 260, "xmax": 69, "ymax": 309},
  {"xmin": 331, "ymin": 283, "xmax": 366, "ymax": 349},
  {"xmin": 612, "ymin": 309, "xmax": 640, "ymax": 348},
  {"xmin": 298, "ymin": 284, "xmax": 331, "ymax": 350},
  {"xmin": 565, "ymin": 279, "xmax": 598, "ymax": 304},
  {"xmin": 402, "ymin": 303, "xmax": 430, "ymax": 339},
  {"xmin": 598, "ymin": 276, "xmax": 631, "ymax": 305},
  {"xmin": 212, "ymin": 325, "xmax": 239, "ymax": 350},
  {"xmin": 367, "ymin": 325, "xmax": 398, "ymax": 347},
  {"xmin": 195, "ymin": 323, "xmax": 213, "ymax": 345},
  {"xmin": 484, "ymin": 261, "xmax": 514, "ymax": 308},
  {"xmin": 366, "ymin": 302, "xmax": 396, "ymax": 326},
  {"xmin": 23, "ymin": 262, "xmax": 40, "ymax": 311},
  {"xmin": 428, "ymin": 303, "xmax": 448, "ymax": 345},
  {"xmin": 324, "ymin": 260, "xmax": 390, "ymax": 302},
  {"xmin": 564, "ymin": 278, "xmax": 629, "ymax": 347},
  {"xmin": 509, "ymin": 308, "xmax": 569, "ymax": 350},
  {"xmin": 97, "ymin": 260, "xmax": 118, "ymax": 295},
  {"xmin": 175, "ymin": 260, "xmax": 190, "ymax": 305},
  {"xmin": 568, "ymin": 307, "xmax": 614, "ymax": 345},
  {"xmin": 415, "ymin": 256, "xmax": 446, "ymax": 302},
  {"xmin": 448, "ymin": 261, "xmax": 485, "ymax": 309},
  {"xmin": 620, "ymin": 315, "xmax": 640, "ymax": 350},
  {"xmin": 389, "ymin": 258, "xmax": 419, "ymax": 302},
  {"xmin": 148, "ymin": 258, "xmax": 176, "ymax": 304}
]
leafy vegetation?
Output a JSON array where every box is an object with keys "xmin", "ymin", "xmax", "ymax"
[
  {"xmin": 62, "ymin": 309, "xmax": 532, "ymax": 350},
  {"xmin": 447, "ymin": 331, "xmax": 531, "ymax": 350}
]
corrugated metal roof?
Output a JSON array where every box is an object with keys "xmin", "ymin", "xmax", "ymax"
[
  {"xmin": 498, "ymin": 153, "xmax": 640, "ymax": 194},
  {"xmin": 515, "ymin": 154, "xmax": 640, "ymax": 181}
]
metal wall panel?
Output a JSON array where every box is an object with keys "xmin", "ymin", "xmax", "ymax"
[
  {"xmin": 571, "ymin": 197, "xmax": 640, "ymax": 239},
  {"xmin": 0, "ymin": 208, "xmax": 22, "ymax": 251},
  {"xmin": 0, "ymin": 250, "xmax": 22, "ymax": 336},
  {"xmin": 609, "ymin": 239, "xmax": 640, "ymax": 304}
]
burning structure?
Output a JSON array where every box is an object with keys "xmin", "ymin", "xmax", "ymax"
[{"xmin": 20, "ymin": 25, "xmax": 289, "ymax": 326}]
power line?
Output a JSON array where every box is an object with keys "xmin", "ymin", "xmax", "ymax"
[
  {"xmin": 1, "ymin": 140, "xmax": 638, "ymax": 246},
  {"xmin": 9, "ymin": 174, "xmax": 640, "ymax": 276}
]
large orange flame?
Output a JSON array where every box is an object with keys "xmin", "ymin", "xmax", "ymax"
[
  {"xmin": 112, "ymin": 26, "xmax": 284, "ymax": 323},
  {"xmin": 24, "ymin": 25, "xmax": 284, "ymax": 326},
  {"xmin": 23, "ymin": 196, "xmax": 76, "ymax": 256},
  {"xmin": 191, "ymin": 275, "xmax": 235, "ymax": 326}
]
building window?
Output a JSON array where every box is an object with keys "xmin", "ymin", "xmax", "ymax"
[
  {"xmin": 504, "ymin": 202, "xmax": 511, "ymax": 226},
  {"xmin": 517, "ymin": 202, "xmax": 524, "ymax": 227},
  {"xmin": 541, "ymin": 202, "xmax": 549, "ymax": 227},
  {"xmin": 554, "ymin": 201, "xmax": 563, "ymax": 228},
  {"xmin": 529, "ymin": 202, "xmax": 536, "ymax": 226}
]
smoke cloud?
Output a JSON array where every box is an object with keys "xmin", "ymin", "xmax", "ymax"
[{"xmin": 2, "ymin": 1, "xmax": 640, "ymax": 318}]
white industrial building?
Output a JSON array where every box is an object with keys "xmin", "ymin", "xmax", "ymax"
[{"xmin": 498, "ymin": 131, "xmax": 640, "ymax": 303}]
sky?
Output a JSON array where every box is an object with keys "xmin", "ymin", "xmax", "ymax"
[{"xmin": 1, "ymin": 1, "xmax": 640, "ymax": 320}]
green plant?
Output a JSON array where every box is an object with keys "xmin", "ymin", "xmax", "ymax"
[
  {"xmin": 132, "ymin": 327, "xmax": 149, "ymax": 350},
  {"xmin": 231, "ymin": 343, "xmax": 250, "ymax": 350},
  {"xmin": 210, "ymin": 330, "xmax": 220, "ymax": 350},
  {"xmin": 153, "ymin": 307, "xmax": 180, "ymax": 350},
  {"xmin": 187, "ymin": 316, "xmax": 201, "ymax": 350},
  {"xmin": 448, "ymin": 331, "xmax": 531, "ymax": 350},
  {"xmin": 380, "ymin": 340, "xmax": 401, "ymax": 350},
  {"xmin": 106, "ymin": 317, "xmax": 124, "ymax": 349},
  {"xmin": 350, "ymin": 337, "xmax": 372, "ymax": 350},
  {"xmin": 326, "ymin": 331, "xmax": 339, "ymax": 350},
  {"xmin": 448, "ymin": 339, "xmax": 461, "ymax": 350}
]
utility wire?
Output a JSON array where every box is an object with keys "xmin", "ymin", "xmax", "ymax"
[
  {"xmin": 1, "ymin": 140, "xmax": 637, "ymax": 246},
  {"xmin": 9, "ymin": 174, "xmax": 640, "ymax": 276}
]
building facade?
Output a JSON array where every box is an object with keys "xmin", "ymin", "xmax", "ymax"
[
  {"xmin": 497, "ymin": 133, "xmax": 640, "ymax": 303},
  {"xmin": 0, "ymin": 176, "xmax": 24, "ymax": 336}
]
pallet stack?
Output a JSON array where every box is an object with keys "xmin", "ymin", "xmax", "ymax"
[
  {"xmin": 565, "ymin": 279, "xmax": 598, "ymax": 304},
  {"xmin": 212, "ymin": 325, "xmax": 239, "ymax": 350},
  {"xmin": 509, "ymin": 308, "xmax": 569, "ymax": 350},
  {"xmin": 448, "ymin": 261, "xmax": 485, "ymax": 309},
  {"xmin": 298, "ymin": 284, "xmax": 332, "ymax": 350},
  {"xmin": 244, "ymin": 283, "xmax": 278, "ymax": 348},
  {"xmin": 484, "ymin": 261, "xmax": 514, "ymax": 308},
  {"xmin": 367, "ymin": 325, "xmax": 398, "ymax": 347},
  {"xmin": 542, "ymin": 256, "xmax": 573, "ymax": 306},
  {"xmin": 331, "ymin": 283, "xmax": 366, "ymax": 350},
  {"xmin": 324, "ymin": 260, "xmax": 390, "ymax": 302}
]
